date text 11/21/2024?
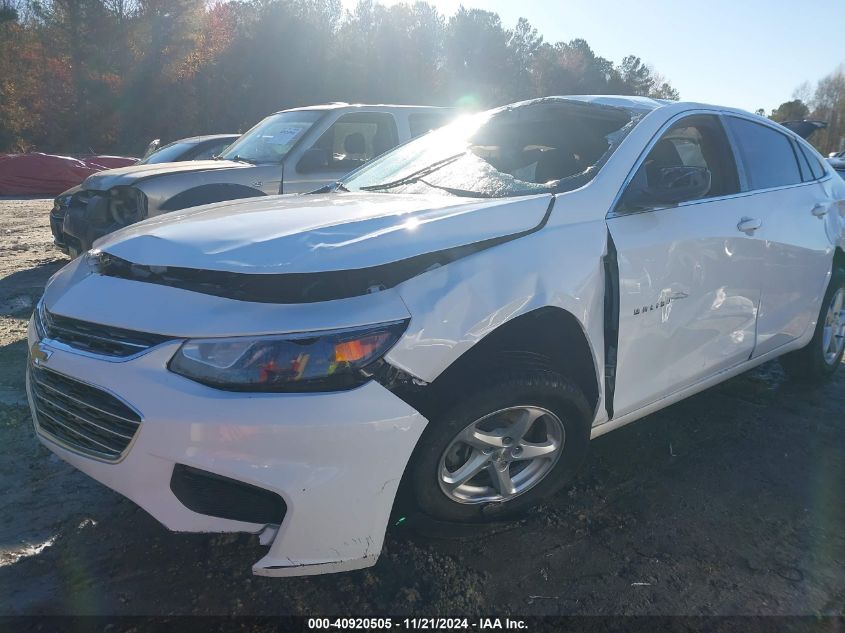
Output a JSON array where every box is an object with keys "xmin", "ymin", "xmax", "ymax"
[{"xmin": 307, "ymin": 618, "xmax": 528, "ymax": 630}]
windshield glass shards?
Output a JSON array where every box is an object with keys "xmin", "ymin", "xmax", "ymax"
[{"xmin": 344, "ymin": 101, "xmax": 637, "ymax": 199}]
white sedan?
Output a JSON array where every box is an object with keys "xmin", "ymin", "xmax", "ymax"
[{"xmin": 27, "ymin": 96, "xmax": 845, "ymax": 577}]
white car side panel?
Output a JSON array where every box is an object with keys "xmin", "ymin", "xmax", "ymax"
[
  {"xmin": 590, "ymin": 323, "xmax": 815, "ymax": 439},
  {"xmin": 824, "ymin": 178, "xmax": 845, "ymax": 253},
  {"xmin": 608, "ymin": 197, "xmax": 765, "ymax": 417},
  {"xmin": 751, "ymin": 182, "xmax": 834, "ymax": 357},
  {"xmin": 385, "ymin": 196, "xmax": 609, "ymax": 424}
]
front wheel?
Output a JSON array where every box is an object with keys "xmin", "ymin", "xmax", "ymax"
[
  {"xmin": 781, "ymin": 268, "xmax": 845, "ymax": 381},
  {"xmin": 408, "ymin": 370, "xmax": 591, "ymax": 523}
]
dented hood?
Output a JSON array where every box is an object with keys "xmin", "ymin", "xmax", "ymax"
[
  {"xmin": 81, "ymin": 159, "xmax": 251, "ymax": 191},
  {"xmin": 95, "ymin": 192, "xmax": 552, "ymax": 275}
]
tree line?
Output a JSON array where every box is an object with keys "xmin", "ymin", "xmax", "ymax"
[
  {"xmin": 0, "ymin": 0, "xmax": 679, "ymax": 155},
  {"xmin": 768, "ymin": 65, "xmax": 845, "ymax": 155}
]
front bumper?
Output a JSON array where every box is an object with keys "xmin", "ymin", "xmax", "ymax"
[
  {"xmin": 49, "ymin": 207, "xmax": 69, "ymax": 253},
  {"xmin": 26, "ymin": 318, "xmax": 428, "ymax": 577},
  {"xmin": 62, "ymin": 203, "xmax": 120, "ymax": 255}
]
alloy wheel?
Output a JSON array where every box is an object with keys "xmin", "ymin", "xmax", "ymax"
[
  {"xmin": 822, "ymin": 287, "xmax": 845, "ymax": 366},
  {"xmin": 437, "ymin": 406, "xmax": 565, "ymax": 504}
]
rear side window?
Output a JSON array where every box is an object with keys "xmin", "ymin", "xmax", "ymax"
[
  {"xmin": 725, "ymin": 117, "xmax": 802, "ymax": 190},
  {"xmin": 409, "ymin": 112, "xmax": 451, "ymax": 137},
  {"xmin": 797, "ymin": 143, "xmax": 826, "ymax": 180},
  {"xmin": 792, "ymin": 139, "xmax": 813, "ymax": 182}
]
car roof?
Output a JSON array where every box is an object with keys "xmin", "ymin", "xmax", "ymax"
[
  {"xmin": 278, "ymin": 103, "xmax": 452, "ymax": 114},
  {"xmin": 275, "ymin": 97, "xmax": 770, "ymax": 121},
  {"xmin": 276, "ymin": 97, "xmax": 794, "ymax": 137},
  {"xmin": 491, "ymin": 95, "xmax": 784, "ymax": 119}
]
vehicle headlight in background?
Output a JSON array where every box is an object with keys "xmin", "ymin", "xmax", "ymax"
[
  {"xmin": 168, "ymin": 320, "xmax": 408, "ymax": 392},
  {"xmin": 108, "ymin": 186, "xmax": 147, "ymax": 225},
  {"xmin": 53, "ymin": 194, "xmax": 73, "ymax": 214}
]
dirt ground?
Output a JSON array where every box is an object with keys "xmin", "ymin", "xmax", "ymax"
[{"xmin": 0, "ymin": 198, "xmax": 843, "ymax": 617}]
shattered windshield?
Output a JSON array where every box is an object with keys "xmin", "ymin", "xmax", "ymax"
[
  {"xmin": 219, "ymin": 111, "xmax": 324, "ymax": 164},
  {"xmin": 343, "ymin": 102, "xmax": 635, "ymax": 198}
]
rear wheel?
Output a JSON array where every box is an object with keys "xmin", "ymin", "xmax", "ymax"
[
  {"xmin": 781, "ymin": 268, "xmax": 845, "ymax": 381},
  {"xmin": 409, "ymin": 369, "xmax": 591, "ymax": 522}
]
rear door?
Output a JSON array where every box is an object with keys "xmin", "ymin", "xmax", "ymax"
[
  {"xmin": 607, "ymin": 114, "xmax": 763, "ymax": 417},
  {"xmin": 723, "ymin": 116, "xmax": 836, "ymax": 357}
]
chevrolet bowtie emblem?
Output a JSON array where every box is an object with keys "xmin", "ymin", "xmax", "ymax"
[{"xmin": 30, "ymin": 341, "xmax": 52, "ymax": 366}]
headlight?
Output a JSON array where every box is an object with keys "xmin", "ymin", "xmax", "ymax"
[
  {"xmin": 53, "ymin": 194, "xmax": 73, "ymax": 213},
  {"xmin": 168, "ymin": 320, "xmax": 408, "ymax": 392},
  {"xmin": 108, "ymin": 187, "xmax": 147, "ymax": 225}
]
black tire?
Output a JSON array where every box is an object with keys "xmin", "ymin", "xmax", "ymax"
[
  {"xmin": 781, "ymin": 267, "xmax": 845, "ymax": 382},
  {"xmin": 409, "ymin": 369, "xmax": 591, "ymax": 523}
]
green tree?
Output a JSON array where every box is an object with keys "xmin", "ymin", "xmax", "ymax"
[
  {"xmin": 809, "ymin": 66, "xmax": 845, "ymax": 154},
  {"xmin": 0, "ymin": 0, "xmax": 681, "ymax": 153},
  {"xmin": 619, "ymin": 55, "xmax": 652, "ymax": 95},
  {"xmin": 769, "ymin": 99, "xmax": 809, "ymax": 122},
  {"xmin": 444, "ymin": 7, "xmax": 514, "ymax": 104}
]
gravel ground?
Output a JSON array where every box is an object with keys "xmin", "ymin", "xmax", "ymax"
[{"xmin": 0, "ymin": 198, "xmax": 843, "ymax": 616}]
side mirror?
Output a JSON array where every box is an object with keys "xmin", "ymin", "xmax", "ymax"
[
  {"xmin": 142, "ymin": 138, "xmax": 160, "ymax": 160},
  {"xmin": 623, "ymin": 165, "xmax": 711, "ymax": 210},
  {"xmin": 297, "ymin": 147, "xmax": 329, "ymax": 173}
]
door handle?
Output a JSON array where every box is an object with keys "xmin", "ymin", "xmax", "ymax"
[
  {"xmin": 737, "ymin": 217, "xmax": 762, "ymax": 234},
  {"xmin": 811, "ymin": 204, "xmax": 828, "ymax": 218}
]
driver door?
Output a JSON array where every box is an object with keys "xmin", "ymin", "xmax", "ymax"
[
  {"xmin": 607, "ymin": 114, "xmax": 764, "ymax": 418},
  {"xmin": 284, "ymin": 112, "xmax": 400, "ymax": 193}
]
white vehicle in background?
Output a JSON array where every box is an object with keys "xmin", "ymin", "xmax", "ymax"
[
  {"xmin": 28, "ymin": 96, "xmax": 845, "ymax": 578},
  {"xmin": 828, "ymin": 151, "xmax": 845, "ymax": 178},
  {"xmin": 56, "ymin": 103, "xmax": 453, "ymax": 254}
]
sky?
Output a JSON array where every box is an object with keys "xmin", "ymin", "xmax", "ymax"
[{"xmin": 339, "ymin": 0, "xmax": 844, "ymax": 114}]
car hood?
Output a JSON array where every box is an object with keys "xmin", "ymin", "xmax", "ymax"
[
  {"xmin": 95, "ymin": 192, "xmax": 553, "ymax": 275},
  {"xmin": 81, "ymin": 159, "xmax": 252, "ymax": 190}
]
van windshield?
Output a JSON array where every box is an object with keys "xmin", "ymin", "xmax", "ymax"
[
  {"xmin": 343, "ymin": 102, "xmax": 635, "ymax": 198},
  {"xmin": 220, "ymin": 111, "xmax": 324, "ymax": 164}
]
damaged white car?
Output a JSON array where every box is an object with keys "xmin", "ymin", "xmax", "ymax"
[{"xmin": 28, "ymin": 96, "xmax": 845, "ymax": 577}]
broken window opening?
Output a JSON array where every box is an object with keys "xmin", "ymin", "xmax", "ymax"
[{"xmin": 344, "ymin": 101, "xmax": 636, "ymax": 199}]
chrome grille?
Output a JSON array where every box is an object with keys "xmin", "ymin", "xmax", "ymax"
[
  {"xmin": 29, "ymin": 364, "xmax": 141, "ymax": 461},
  {"xmin": 37, "ymin": 302, "xmax": 171, "ymax": 358}
]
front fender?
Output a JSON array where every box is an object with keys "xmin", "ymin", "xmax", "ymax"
[{"xmin": 384, "ymin": 217, "xmax": 609, "ymax": 397}]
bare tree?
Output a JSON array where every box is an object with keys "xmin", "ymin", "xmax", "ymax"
[{"xmin": 809, "ymin": 66, "xmax": 845, "ymax": 153}]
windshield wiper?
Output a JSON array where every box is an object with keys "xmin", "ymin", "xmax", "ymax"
[
  {"xmin": 415, "ymin": 179, "xmax": 495, "ymax": 198},
  {"xmin": 360, "ymin": 153, "xmax": 465, "ymax": 192},
  {"xmin": 226, "ymin": 154, "xmax": 258, "ymax": 165},
  {"xmin": 416, "ymin": 179, "xmax": 552, "ymax": 199},
  {"xmin": 308, "ymin": 181, "xmax": 349, "ymax": 194}
]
